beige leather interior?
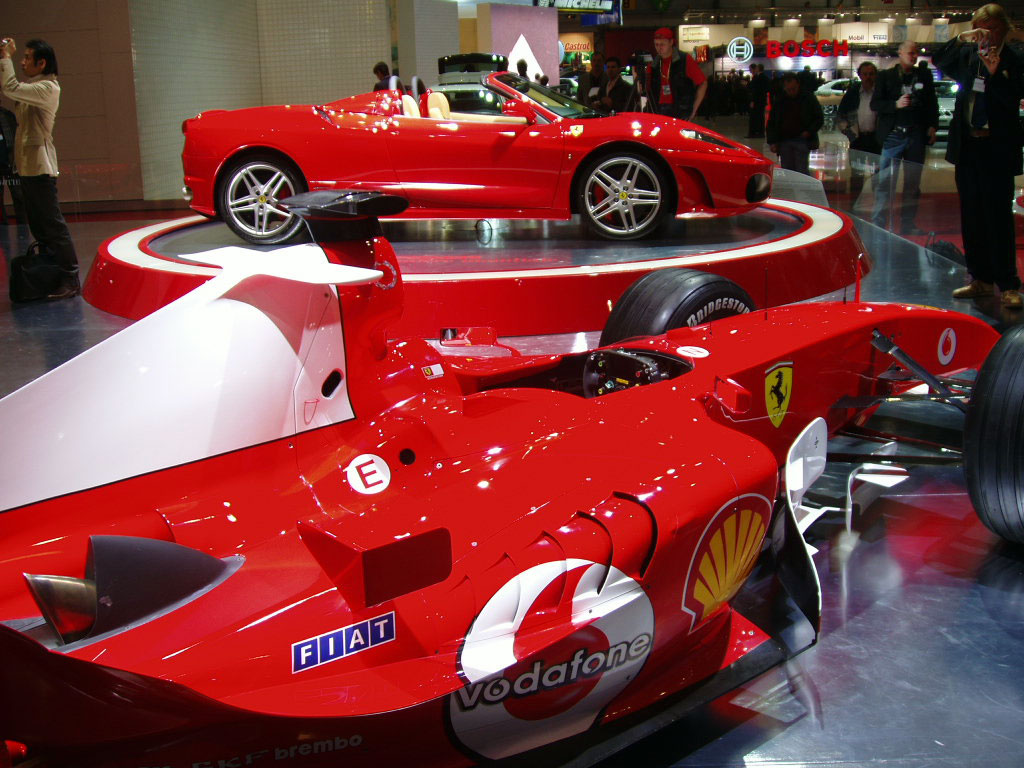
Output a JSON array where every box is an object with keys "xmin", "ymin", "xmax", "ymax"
[
  {"xmin": 427, "ymin": 92, "xmax": 451, "ymax": 120},
  {"xmin": 401, "ymin": 94, "xmax": 421, "ymax": 118},
  {"xmin": 449, "ymin": 111, "xmax": 528, "ymax": 124}
]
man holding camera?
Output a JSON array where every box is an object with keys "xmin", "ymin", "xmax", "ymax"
[
  {"xmin": 0, "ymin": 37, "xmax": 79, "ymax": 300},
  {"xmin": 934, "ymin": 3, "xmax": 1023, "ymax": 307},
  {"xmin": 871, "ymin": 40, "xmax": 938, "ymax": 234}
]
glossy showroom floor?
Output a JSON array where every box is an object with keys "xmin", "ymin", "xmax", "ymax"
[{"xmin": 2, "ymin": 116, "xmax": 1024, "ymax": 768}]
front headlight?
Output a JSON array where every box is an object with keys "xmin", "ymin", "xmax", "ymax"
[{"xmin": 680, "ymin": 128, "xmax": 733, "ymax": 148}]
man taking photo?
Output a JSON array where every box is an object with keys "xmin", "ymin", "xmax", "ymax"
[{"xmin": 0, "ymin": 37, "xmax": 79, "ymax": 300}]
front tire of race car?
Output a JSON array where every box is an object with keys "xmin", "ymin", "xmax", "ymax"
[
  {"xmin": 600, "ymin": 268, "xmax": 756, "ymax": 346},
  {"xmin": 964, "ymin": 324, "xmax": 1024, "ymax": 543},
  {"xmin": 578, "ymin": 152, "xmax": 670, "ymax": 240},
  {"xmin": 218, "ymin": 154, "xmax": 309, "ymax": 245}
]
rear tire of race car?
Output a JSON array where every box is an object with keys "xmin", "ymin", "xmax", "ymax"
[
  {"xmin": 964, "ymin": 325, "xmax": 1024, "ymax": 543},
  {"xmin": 218, "ymin": 154, "xmax": 309, "ymax": 245},
  {"xmin": 599, "ymin": 268, "xmax": 756, "ymax": 346},
  {"xmin": 578, "ymin": 152, "xmax": 670, "ymax": 240}
]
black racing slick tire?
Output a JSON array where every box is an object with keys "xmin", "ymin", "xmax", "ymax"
[
  {"xmin": 964, "ymin": 325, "xmax": 1024, "ymax": 543},
  {"xmin": 578, "ymin": 152, "xmax": 670, "ymax": 240},
  {"xmin": 599, "ymin": 268, "xmax": 756, "ymax": 346},
  {"xmin": 218, "ymin": 154, "xmax": 309, "ymax": 245}
]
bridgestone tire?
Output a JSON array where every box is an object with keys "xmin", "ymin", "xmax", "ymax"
[
  {"xmin": 964, "ymin": 325, "xmax": 1024, "ymax": 543},
  {"xmin": 600, "ymin": 268, "xmax": 756, "ymax": 346}
]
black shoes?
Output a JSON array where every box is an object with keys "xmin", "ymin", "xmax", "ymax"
[{"xmin": 46, "ymin": 268, "xmax": 81, "ymax": 301}]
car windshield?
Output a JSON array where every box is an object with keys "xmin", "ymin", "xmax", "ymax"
[
  {"xmin": 494, "ymin": 72, "xmax": 604, "ymax": 118},
  {"xmin": 935, "ymin": 80, "xmax": 959, "ymax": 98}
]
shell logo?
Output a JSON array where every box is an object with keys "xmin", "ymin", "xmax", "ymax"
[
  {"xmin": 681, "ymin": 494, "xmax": 772, "ymax": 631},
  {"xmin": 449, "ymin": 559, "xmax": 654, "ymax": 760}
]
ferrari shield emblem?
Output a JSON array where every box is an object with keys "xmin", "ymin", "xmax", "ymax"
[
  {"xmin": 764, "ymin": 362, "xmax": 792, "ymax": 428},
  {"xmin": 569, "ymin": 124, "xmax": 584, "ymax": 137}
]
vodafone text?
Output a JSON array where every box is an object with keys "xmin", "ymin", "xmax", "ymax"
[{"xmin": 454, "ymin": 634, "xmax": 652, "ymax": 709}]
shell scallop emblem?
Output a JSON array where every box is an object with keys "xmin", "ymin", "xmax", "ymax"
[{"xmin": 681, "ymin": 494, "xmax": 773, "ymax": 631}]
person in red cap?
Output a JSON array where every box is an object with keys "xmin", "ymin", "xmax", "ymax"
[{"xmin": 648, "ymin": 26, "xmax": 707, "ymax": 121}]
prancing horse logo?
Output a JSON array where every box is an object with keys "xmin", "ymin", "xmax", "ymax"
[{"xmin": 764, "ymin": 362, "xmax": 793, "ymax": 428}]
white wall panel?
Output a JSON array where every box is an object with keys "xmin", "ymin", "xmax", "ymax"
[
  {"xmin": 256, "ymin": 0, "xmax": 390, "ymax": 107},
  {"xmin": 397, "ymin": 0, "xmax": 459, "ymax": 88},
  {"xmin": 131, "ymin": 0, "xmax": 263, "ymax": 200},
  {"xmin": 131, "ymin": 0, "xmax": 390, "ymax": 201}
]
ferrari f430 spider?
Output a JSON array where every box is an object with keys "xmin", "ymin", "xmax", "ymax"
[{"xmin": 181, "ymin": 73, "xmax": 772, "ymax": 244}]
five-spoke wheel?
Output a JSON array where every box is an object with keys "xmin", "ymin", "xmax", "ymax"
[
  {"xmin": 219, "ymin": 155, "xmax": 308, "ymax": 244},
  {"xmin": 579, "ymin": 153, "xmax": 668, "ymax": 240}
]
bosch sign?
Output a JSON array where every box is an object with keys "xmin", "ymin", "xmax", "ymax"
[{"xmin": 766, "ymin": 40, "xmax": 850, "ymax": 58}]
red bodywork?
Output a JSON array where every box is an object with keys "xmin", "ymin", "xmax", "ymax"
[
  {"xmin": 0, "ymin": 220, "xmax": 999, "ymax": 766},
  {"xmin": 181, "ymin": 73, "xmax": 771, "ymax": 224}
]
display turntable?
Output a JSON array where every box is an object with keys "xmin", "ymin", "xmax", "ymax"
[{"xmin": 83, "ymin": 200, "xmax": 866, "ymax": 337}]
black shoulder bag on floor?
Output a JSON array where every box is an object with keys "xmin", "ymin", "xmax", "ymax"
[{"xmin": 9, "ymin": 241, "xmax": 63, "ymax": 302}]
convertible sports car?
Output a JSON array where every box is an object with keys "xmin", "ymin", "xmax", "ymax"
[
  {"xmin": 181, "ymin": 72, "xmax": 773, "ymax": 243},
  {"xmin": 1, "ymin": 192, "xmax": 1021, "ymax": 767}
]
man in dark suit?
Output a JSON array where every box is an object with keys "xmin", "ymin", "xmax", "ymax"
[
  {"xmin": 838, "ymin": 62, "xmax": 881, "ymax": 154},
  {"xmin": 593, "ymin": 57, "xmax": 632, "ymax": 113},
  {"xmin": 747, "ymin": 64, "xmax": 768, "ymax": 138},
  {"xmin": 870, "ymin": 40, "xmax": 938, "ymax": 234},
  {"xmin": 934, "ymin": 3, "xmax": 1024, "ymax": 307},
  {"xmin": 837, "ymin": 62, "xmax": 881, "ymax": 203},
  {"xmin": 766, "ymin": 72, "xmax": 824, "ymax": 176}
]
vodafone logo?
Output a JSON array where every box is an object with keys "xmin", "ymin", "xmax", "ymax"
[
  {"xmin": 449, "ymin": 559, "xmax": 654, "ymax": 760},
  {"xmin": 938, "ymin": 328, "xmax": 957, "ymax": 366}
]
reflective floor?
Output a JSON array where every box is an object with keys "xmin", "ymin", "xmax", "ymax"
[
  {"xmin": 151, "ymin": 209, "xmax": 806, "ymax": 273},
  {"xmin": 3, "ymin": 140, "xmax": 1024, "ymax": 768}
]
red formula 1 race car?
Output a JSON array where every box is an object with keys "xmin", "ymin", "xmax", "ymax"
[
  {"xmin": 181, "ymin": 72, "xmax": 772, "ymax": 244},
  {"xmin": 1, "ymin": 192, "xmax": 1021, "ymax": 768}
]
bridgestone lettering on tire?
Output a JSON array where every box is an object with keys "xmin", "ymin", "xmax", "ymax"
[
  {"xmin": 964, "ymin": 325, "xmax": 1024, "ymax": 543},
  {"xmin": 600, "ymin": 268, "xmax": 756, "ymax": 346},
  {"xmin": 219, "ymin": 155, "xmax": 308, "ymax": 245}
]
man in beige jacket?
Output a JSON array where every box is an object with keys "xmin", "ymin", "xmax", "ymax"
[{"xmin": 0, "ymin": 37, "xmax": 79, "ymax": 299}]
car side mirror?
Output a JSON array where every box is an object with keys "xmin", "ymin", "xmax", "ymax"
[{"xmin": 502, "ymin": 99, "xmax": 537, "ymax": 125}]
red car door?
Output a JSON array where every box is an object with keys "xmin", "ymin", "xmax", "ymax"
[{"xmin": 381, "ymin": 115, "xmax": 565, "ymax": 212}]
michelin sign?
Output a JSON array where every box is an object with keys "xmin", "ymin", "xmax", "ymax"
[{"xmin": 535, "ymin": 0, "xmax": 617, "ymax": 11}]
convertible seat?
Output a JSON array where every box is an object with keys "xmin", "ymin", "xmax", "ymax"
[
  {"xmin": 427, "ymin": 91, "xmax": 451, "ymax": 120},
  {"xmin": 401, "ymin": 94, "xmax": 421, "ymax": 118},
  {"xmin": 448, "ymin": 111, "xmax": 528, "ymax": 125}
]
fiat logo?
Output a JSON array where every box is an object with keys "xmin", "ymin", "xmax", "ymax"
[{"xmin": 728, "ymin": 37, "xmax": 754, "ymax": 63}]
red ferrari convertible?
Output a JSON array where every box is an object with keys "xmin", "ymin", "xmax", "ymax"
[
  {"xmin": 181, "ymin": 72, "xmax": 773, "ymax": 244},
  {"xmin": 6, "ymin": 192, "xmax": 1024, "ymax": 767}
]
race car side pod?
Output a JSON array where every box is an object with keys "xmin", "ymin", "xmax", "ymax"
[{"xmin": 870, "ymin": 329, "xmax": 968, "ymax": 413}]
